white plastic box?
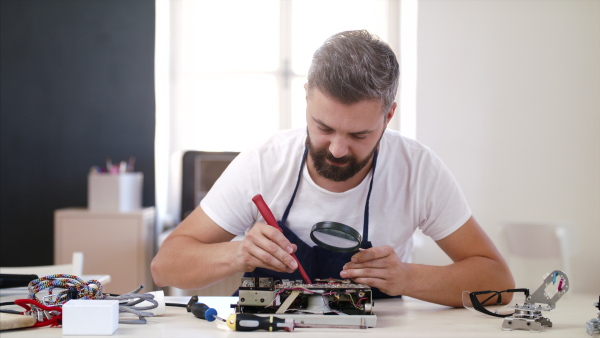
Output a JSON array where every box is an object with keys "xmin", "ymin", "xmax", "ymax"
[
  {"xmin": 88, "ymin": 172, "xmax": 143, "ymax": 212},
  {"xmin": 62, "ymin": 299, "xmax": 119, "ymax": 335}
]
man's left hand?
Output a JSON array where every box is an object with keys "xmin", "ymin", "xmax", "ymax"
[{"xmin": 340, "ymin": 245, "xmax": 408, "ymax": 296}]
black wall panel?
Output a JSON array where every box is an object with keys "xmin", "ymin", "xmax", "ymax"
[{"xmin": 0, "ymin": 0, "xmax": 156, "ymax": 266}]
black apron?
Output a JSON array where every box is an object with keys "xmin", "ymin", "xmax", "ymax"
[{"xmin": 244, "ymin": 146, "xmax": 398, "ymax": 299}]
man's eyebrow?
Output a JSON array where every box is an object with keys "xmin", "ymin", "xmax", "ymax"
[
  {"xmin": 312, "ymin": 117, "xmax": 330, "ymax": 129},
  {"xmin": 312, "ymin": 116, "xmax": 375, "ymax": 135}
]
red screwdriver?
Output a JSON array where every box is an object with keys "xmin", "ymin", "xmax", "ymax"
[{"xmin": 252, "ymin": 194, "xmax": 311, "ymax": 284}]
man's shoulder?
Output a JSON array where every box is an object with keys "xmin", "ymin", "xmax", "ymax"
[{"xmin": 381, "ymin": 129, "xmax": 432, "ymax": 155}]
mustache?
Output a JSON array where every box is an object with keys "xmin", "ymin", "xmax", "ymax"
[
  {"xmin": 314, "ymin": 147, "xmax": 354, "ymax": 165},
  {"xmin": 325, "ymin": 153, "xmax": 351, "ymax": 164}
]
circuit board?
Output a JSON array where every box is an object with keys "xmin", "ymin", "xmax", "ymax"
[{"xmin": 231, "ymin": 277, "xmax": 377, "ymax": 327}]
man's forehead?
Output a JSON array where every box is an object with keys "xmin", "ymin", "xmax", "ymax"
[
  {"xmin": 308, "ymin": 86, "xmax": 385, "ymax": 112},
  {"xmin": 311, "ymin": 116, "xmax": 376, "ymax": 134}
]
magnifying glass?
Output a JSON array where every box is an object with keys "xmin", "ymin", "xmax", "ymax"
[{"xmin": 310, "ymin": 221, "xmax": 362, "ymax": 253}]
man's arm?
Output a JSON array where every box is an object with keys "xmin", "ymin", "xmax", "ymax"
[
  {"xmin": 340, "ymin": 216, "xmax": 514, "ymax": 307},
  {"xmin": 151, "ymin": 205, "xmax": 298, "ymax": 289}
]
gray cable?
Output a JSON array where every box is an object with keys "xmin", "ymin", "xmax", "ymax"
[{"xmin": 105, "ymin": 284, "xmax": 158, "ymax": 324}]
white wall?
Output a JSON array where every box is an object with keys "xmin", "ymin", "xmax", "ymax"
[{"xmin": 415, "ymin": 0, "xmax": 599, "ymax": 293}]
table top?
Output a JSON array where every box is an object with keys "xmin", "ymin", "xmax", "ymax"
[{"xmin": 1, "ymin": 292, "xmax": 597, "ymax": 337}]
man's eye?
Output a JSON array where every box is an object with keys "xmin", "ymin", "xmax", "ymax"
[{"xmin": 352, "ymin": 134, "xmax": 367, "ymax": 140}]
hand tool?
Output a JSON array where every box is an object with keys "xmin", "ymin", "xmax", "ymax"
[
  {"xmin": 252, "ymin": 194, "xmax": 312, "ymax": 284},
  {"xmin": 226, "ymin": 313, "xmax": 367, "ymax": 331},
  {"xmin": 190, "ymin": 302, "xmax": 225, "ymax": 322}
]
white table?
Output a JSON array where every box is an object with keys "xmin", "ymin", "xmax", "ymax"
[{"xmin": 1, "ymin": 292, "xmax": 597, "ymax": 337}]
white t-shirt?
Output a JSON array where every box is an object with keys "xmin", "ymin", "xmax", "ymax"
[{"xmin": 201, "ymin": 128, "xmax": 472, "ymax": 262}]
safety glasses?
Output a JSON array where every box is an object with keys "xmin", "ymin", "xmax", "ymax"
[{"xmin": 462, "ymin": 289, "xmax": 530, "ymax": 318}]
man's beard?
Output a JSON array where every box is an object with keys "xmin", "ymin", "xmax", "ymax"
[{"xmin": 306, "ymin": 132, "xmax": 378, "ymax": 182}]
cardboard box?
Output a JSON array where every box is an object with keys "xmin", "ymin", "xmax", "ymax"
[{"xmin": 88, "ymin": 173, "xmax": 143, "ymax": 212}]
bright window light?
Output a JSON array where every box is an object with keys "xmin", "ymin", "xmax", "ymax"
[{"xmin": 155, "ymin": 0, "xmax": 409, "ymax": 227}]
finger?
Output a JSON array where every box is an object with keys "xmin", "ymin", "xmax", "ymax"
[
  {"xmin": 344, "ymin": 258, "xmax": 388, "ymax": 270},
  {"xmin": 351, "ymin": 245, "xmax": 394, "ymax": 263},
  {"xmin": 250, "ymin": 248, "xmax": 296, "ymax": 273},
  {"xmin": 245, "ymin": 225, "xmax": 298, "ymax": 271},
  {"xmin": 256, "ymin": 223, "xmax": 296, "ymax": 254},
  {"xmin": 241, "ymin": 241, "xmax": 296, "ymax": 273},
  {"xmin": 258, "ymin": 226, "xmax": 299, "ymax": 270},
  {"xmin": 340, "ymin": 266, "xmax": 387, "ymax": 280}
]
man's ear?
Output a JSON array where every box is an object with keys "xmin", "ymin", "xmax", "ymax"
[
  {"xmin": 385, "ymin": 102, "xmax": 397, "ymax": 125},
  {"xmin": 304, "ymin": 83, "xmax": 309, "ymax": 101}
]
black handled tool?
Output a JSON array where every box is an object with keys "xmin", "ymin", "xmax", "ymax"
[
  {"xmin": 226, "ymin": 313, "xmax": 367, "ymax": 331},
  {"xmin": 227, "ymin": 313, "xmax": 292, "ymax": 331}
]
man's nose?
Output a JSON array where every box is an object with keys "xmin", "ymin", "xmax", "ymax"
[{"xmin": 328, "ymin": 136, "xmax": 349, "ymax": 159}]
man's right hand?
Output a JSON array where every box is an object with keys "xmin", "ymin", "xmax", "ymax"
[
  {"xmin": 235, "ymin": 222, "xmax": 298, "ymax": 273},
  {"xmin": 152, "ymin": 207, "xmax": 299, "ymax": 290}
]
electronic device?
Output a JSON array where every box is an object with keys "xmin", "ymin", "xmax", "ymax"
[{"xmin": 231, "ymin": 277, "xmax": 377, "ymax": 327}]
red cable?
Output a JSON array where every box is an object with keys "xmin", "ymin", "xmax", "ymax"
[
  {"xmin": 14, "ymin": 299, "xmax": 62, "ymax": 327},
  {"xmin": 252, "ymin": 194, "xmax": 312, "ymax": 284}
]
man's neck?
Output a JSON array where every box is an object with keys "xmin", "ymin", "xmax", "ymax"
[{"xmin": 306, "ymin": 156, "xmax": 373, "ymax": 193}]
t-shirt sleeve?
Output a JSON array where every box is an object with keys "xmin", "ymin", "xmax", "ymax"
[
  {"xmin": 200, "ymin": 149, "xmax": 260, "ymax": 236},
  {"xmin": 417, "ymin": 150, "xmax": 472, "ymax": 241}
]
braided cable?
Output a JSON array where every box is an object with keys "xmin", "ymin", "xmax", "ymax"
[
  {"xmin": 27, "ymin": 274, "xmax": 104, "ymax": 306},
  {"xmin": 105, "ymin": 284, "xmax": 158, "ymax": 324}
]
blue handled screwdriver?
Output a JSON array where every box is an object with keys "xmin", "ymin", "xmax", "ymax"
[{"xmin": 190, "ymin": 302, "xmax": 226, "ymax": 322}]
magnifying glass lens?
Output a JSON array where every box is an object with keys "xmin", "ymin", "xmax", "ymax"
[
  {"xmin": 312, "ymin": 230, "xmax": 358, "ymax": 248},
  {"xmin": 310, "ymin": 222, "xmax": 362, "ymax": 253}
]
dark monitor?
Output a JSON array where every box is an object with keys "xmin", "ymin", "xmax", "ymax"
[{"xmin": 181, "ymin": 151, "xmax": 239, "ymax": 221}]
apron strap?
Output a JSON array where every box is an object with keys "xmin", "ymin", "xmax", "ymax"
[
  {"xmin": 362, "ymin": 149, "xmax": 378, "ymax": 244},
  {"xmin": 280, "ymin": 144, "xmax": 378, "ymax": 244},
  {"xmin": 279, "ymin": 146, "xmax": 308, "ymax": 226}
]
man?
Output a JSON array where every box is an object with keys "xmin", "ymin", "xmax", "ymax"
[{"xmin": 151, "ymin": 30, "xmax": 514, "ymax": 307}]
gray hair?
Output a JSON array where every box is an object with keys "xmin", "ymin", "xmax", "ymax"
[{"xmin": 307, "ymin": 30, "xmax": 400, "ymax": 112}]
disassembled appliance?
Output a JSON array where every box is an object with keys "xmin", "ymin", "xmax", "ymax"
[{"xmin": 231, "ymin": 277, "xmax": 376, "ymax": 327}]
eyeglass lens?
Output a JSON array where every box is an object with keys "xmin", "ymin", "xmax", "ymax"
[{"xmin": 462, "ymin": 289, "xmax": 528, "ymax": 317}]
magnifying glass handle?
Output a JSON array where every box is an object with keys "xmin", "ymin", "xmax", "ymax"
[{"xmin": 252, "ymin": 194, "xmax": 312, "ymax": 285}]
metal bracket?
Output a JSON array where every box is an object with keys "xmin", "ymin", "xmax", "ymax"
[
  {"xmin": 500, "ymin": 270, "xmax": 569, "ymax": 332},
  {"xmin": 586, "ymin": 296, "xmax": 600, "ymax": 336},
  {"xmin": 502, "ymin": 316, "xmax": 551, "ymax": 332}
]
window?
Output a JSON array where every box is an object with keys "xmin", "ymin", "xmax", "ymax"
[
  {"xmin": 171, "ymin": 0, "xmax": 398, "ymax": 152},
  {"xmin": 155, "ymin": 0, "xmax": 414, "ymax": 228}
]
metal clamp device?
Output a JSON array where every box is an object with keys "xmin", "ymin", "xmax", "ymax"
[{"xmin": 501, "ymin": 270, "xmax": 569, "ymax": 332}]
